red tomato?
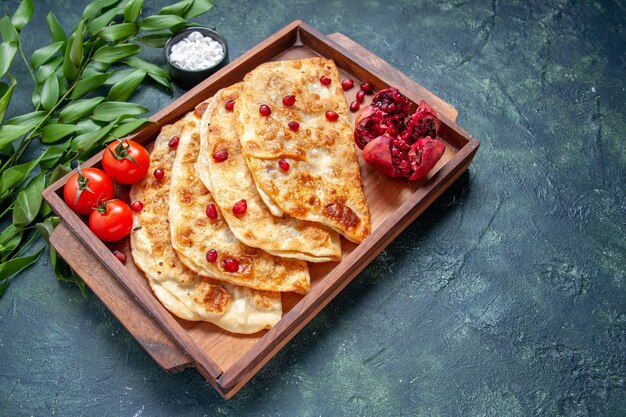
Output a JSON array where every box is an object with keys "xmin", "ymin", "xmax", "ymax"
[
  {"xmin": 63, "ymin": 167, "xmax": 115, "ymax": 215},
  {"xmin": 102, "ymin": 139, "xmax": 150, "ymax": 184},
  {"xmin": 88, "ymin": 199, "xmax": 133, "ymax": 242}
]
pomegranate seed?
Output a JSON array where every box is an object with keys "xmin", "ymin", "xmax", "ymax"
[
  {"xmin": 320, "ymin": 75, "xmax": 331, "ymax": 86},
  {"xmin": 232, "ymin": 199, "xmax": 247, "ymax": 215},
  {"xmin": 325, "ymin": 110, "xmax": 339, "ymax": 122},
  {"xmin": 279, "ymin": 159, "xmax": 290, "ymax": 171},
  {"xmin": 130, "ymin": 201, "xmax": 144, "ymax": 212},
  {"xmin": 112, "ymin": 250, "xmax": 126, "ymax": 264},
  {"xmin": 153, "ymin": 168, "xmax": 164, "ymax": 181},
  {"xmin": 288, "ymin": 121, "xmax": 300, "ymax": 132},
  {"xmin": 342, "ymin": 79, "xmax": 354, "ymax": 91},
  {"xmin": 360, "ymin": 82, "xmax": 373, "ymax": 93},
  {"xmin": 225, "ymin": 99, "xmax": 235, "ymax": 111},
  {"xmin": 206, "ymin": 203, "xmax": 218, "ymax": 220},
  {"xmin": 168, "ymin": 136, "xmax": 180, "ymax": 148},
  {"xmin": 259, "ymin": 104, "xmax": 272, "ymax": 116},
  {"xmin": 223, "ymin": 257, "xmax": 239, "ymax": 272},
  {"xmin": 356, "ymin": 90, "xmax": 365, "ymax": 103},
  {"xmin": 282, "ymin": 95, "xmax": 296, "ymax": 106},
  {"xmin": 349, "ymin": 101, "xmax": 360, "ymax": 112},
  {"xmin": 213, "ymin": 150, "xmax": 228, "ymax": 162},
  {"xmin": 206, "ymin": 249, "xmax": 218, "ymax": 262}
]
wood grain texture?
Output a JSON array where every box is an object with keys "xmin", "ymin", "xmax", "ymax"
[
  {"xmin": 43, "ymin": 22, "xmax": 479, "ymax": 399},
  {"xmin": 49, "ymin": 223, "xmax": 192, "ymax": 372}
]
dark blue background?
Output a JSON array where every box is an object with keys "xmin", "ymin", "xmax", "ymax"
[{"xmin": 1, "ymin": 1, "xmax": 625, "ymax": 416}]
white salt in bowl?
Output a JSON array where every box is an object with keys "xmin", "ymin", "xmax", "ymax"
[{"xmin": 164, "ymin": 27, "xmax": 229, "ymax": 90}]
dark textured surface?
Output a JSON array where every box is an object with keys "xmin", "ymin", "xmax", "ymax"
[{"xmin": 1, "ymin": 0, "xmax": 625, "ymax": 416}]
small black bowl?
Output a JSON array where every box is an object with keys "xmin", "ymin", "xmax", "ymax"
[{"xmin": 164, "ymin": 27, "xmax": 229, "ymax": 90}]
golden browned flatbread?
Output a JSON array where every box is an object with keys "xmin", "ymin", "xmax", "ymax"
[
  {"xmin": 197, "ymin": 84, "xmax": 342, "ymax": 263},
  {"xmin": 168, "ymin": 100, "xmax": 311, "ymax": 294},
  {"xmin": 236, "ymin": 57, "xmax": 371, "ymax": 243},
  {"xmin": 129, "ymin": 113, "xmax": 282, "ymax": 334}
]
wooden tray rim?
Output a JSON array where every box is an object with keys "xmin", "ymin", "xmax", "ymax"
[{"xmin": 42, "ymin": 20, "xmax": 480, "ymax": 399}]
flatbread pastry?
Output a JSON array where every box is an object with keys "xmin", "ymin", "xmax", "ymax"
[
  {"xmin": 197, "ymin": 84, "xmax": 342, "ymax": 263},
  {"xmin": 129, "ymin": 113, "xmax": 282, "ymax": 334},
  {"xmin": 236, "ymin": 57, "xmax": 371, "ymax": 243},
  {"xmin": 168, "ymin": 99, "xmax": 311, "ymax": 294}
]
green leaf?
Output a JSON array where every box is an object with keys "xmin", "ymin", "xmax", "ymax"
[
  {"xmin": 48, "ymin": 162, "xmax": 71, "ymax": 185},
  {"xmin": 158, "ymin": 0, "xmax": 193, "ymax": 16},
  {"xmin": 47, "ymin": 12, "xmax": 66, "ymax": 43},
  {"xmin": 36, "ymin": 56, "xmax": 63, "ymax": 83},
  {"xmin": 31, "ymin": 86, "xmax": 40, "ymax": 108},
  {"xmin": 110, "ymin": 117, "xmax": 151, "ymax": 137},
  {"xmin": 102, "ymin": 68, "xmax": 136, "ymax": 85},
  {"xmin": 71, "ymin": 121, "xmax": 115, "ymax": 155},
  {"xmin": 0, "ymin": 74, "xmax": 16, "ymax": 124},
  {"xmin": 0, "ymin": 247, "xmax": 44, "ymax": 292},
  {"xmin": 0, "ymin": 41, "xmax": 18, "ymax": 78},
  {"xmin": 59, "ymin": 97, "xmax": 104, "ymax": 123},
  {"xmin": 92, "ymin": 43, "xmax": 141, "ymax": 64},
  {"xmin": 83, "ymin": 0, "xmax": 120, "ymax": 19},
  {"xmin": 139, "ymin": 15, "xmax": 185, "ymax": 31},
  {"xmin": 136, "ymin": 33, "xmax": 170, "ymax": 48},
  {"xmin": 30, "ymin": 41, "xmax": 64, "ymax": 68},
  {"xmin": 0, "ymin": 158, "xmax": 40, "ymax": 198},
  {"xmin": 99, "ymin": 23, "xmax": 138, "ymax": 42},
  {"xmin": 40, "ymin": 74, "xmax": 60, "ymax": 111},
  {"xmin": 147, "ymin": 72, "xmax": 172, "ymax": 91},
  {"xmin": 62, "ymin": 35, "xmax": 79, "ymax": 81},
  {"xmin": 125, "ymin": 56, "xmax": 168, "ymax": 78},
  {"xmin": 40, "ymin": 145, "xmax": 68, "ymax": 170},
  {"xmin": 11, "ymin": 0, "xmax": 34, "ymax": 31},
  {"xmin": 41, "ymin": 124, "xmax": 77, "ymax": 143},
  {"xmin": 87, "ymin": 7, "xmax": 120, "ymax": 36},
  {"xmin": 76, "ymin": 118, "xmax": 102, "ymax": 134},
  {"xmin": 36, "ymin": 216, "xmax": 60, "ymax": 244},
  {"xmin": 70, "ymin": 72, "xmax": 111, "ymax": 99},
  {"xmin": 183, "ymin": 0, "xmax": 213, "ymax": 18},
  {"xmin": 92, "ymin": 101, "xmax": 148, "ymax": 122},
  {"xmin": 70, "ymin": 21, "xmax": 85, "ymax": 68},
  {"xmin": 0, "ymin": 15, "xmax": 19, "ymax": 43},
  {"xmin": 107, "ymin": 69, "xmax": 146, "ymax": 101},
  {"xmin": 124, "ymin": 0, "xmax": 144, "ymax": 22},
  {"xmin": 5, "ymin": 110, "xmax": 46, "ymax": 129},
  {"xmin": 13, "ymin": 173, "xmax": 45, "ymax": 227},
  {"xmin": 0, "ymin": 124, "xmax": 30, "ymax": 148},
  {"xmin": 0, "ymin": 224, "xmax": 23, "ymax": 261}
]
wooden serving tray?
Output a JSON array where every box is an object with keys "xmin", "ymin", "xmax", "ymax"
[{"xmin": 43, "ymin": 21, "xmax": 479, "ymax": 399}]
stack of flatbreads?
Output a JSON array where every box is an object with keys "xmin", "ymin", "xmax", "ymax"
[{"xmin": 130, "ymin": 58, "xmax": 371, "ymax": 334}]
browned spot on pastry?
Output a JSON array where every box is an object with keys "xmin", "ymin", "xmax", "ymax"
[
  {"xmin": 194, "ymin": 102, "xmax": 209, "ymax": 118},
  {"xmin": 323, "ymin": 202, "xmax": 360, "ymax": 229},
  {"xmin": 193, "ymin": 281, "xmax": 229, "ymax": 313}
]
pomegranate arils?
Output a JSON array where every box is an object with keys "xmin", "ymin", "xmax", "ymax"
[
  {"xmin": 279, "ymin": 159, "xmax": 290, "ymax": 171},
  {"xmin": 325, "ymin": 110, "xmax": 339, "ymax": 122},
  {"xmin": 259, "ymin": 104, "xmax": 272, "ymax": 116},
  {"xmin": 288, "ymin": 121, "xmax": 300, "ymax": 132},
  {"xmin": 113, "ymin": 250, "xmax": 126, "ymax": 264},
  {"xmin": 130, "ymin": 201, "xmax": 144, "ymax": 212},
  {"xmin": 225, "ymin": 99, "xmax": 235, "ymax": 111},
  {"xmin": 168, "ymin": 136, "xmax": 180, "ymax": 148},
  {"xmin": 349, "ymin": 101, "xmax": 360, "ymax": 112},
  {"xmin": 206, "ymin": 203, "xmax": 218, "ymax": 220},
  {"xmin": 354, "ymin": 87, "xmax": 445, "ymax": 181},
  {"xmin": 320, "ymin": 75, "xmax": 331, "ymax": 86},
  {"xmin": 153, "ymin": 168, "xmax": 164, "ymax": 181},
  {"xmin": 206, "ymin": 249, "xmax": 218, "ymax": 263},
  {"xmin": 360, "ymin": 82, "xmax": 373, "ymax": 93},
  {"xmin": 356, "ymin": 90, "xmax": 365, "ymax": 103},
  {"xmin": 342, "ymin": 79, "xmax": 354, "ymax": 91},
  {"xmin": 232, "ymin": 199, "xmax": 247, "ymax": 215},
  {"xmin": 223, "ymin": 257, "xmax": 239, "ymax": 272},
  {"xmin": 282, "ymin": 95, "xmax": 296, "ymax": 106},
  {"xmin": 213, "ymin": 150, "xmax": 228, "ymax": 162}
]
